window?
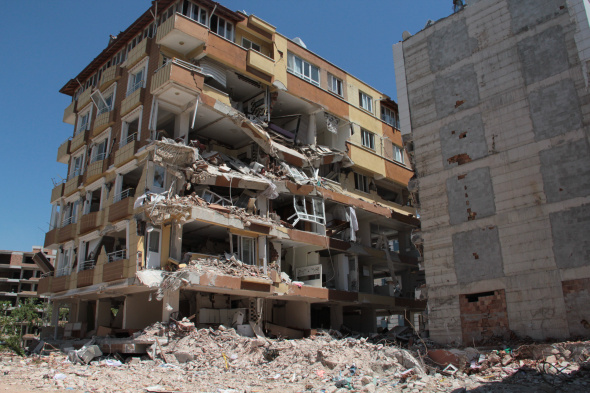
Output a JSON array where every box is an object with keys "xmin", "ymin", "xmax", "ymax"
[
  {"xmin": 91, "ymin": 137, "xmax": 108, "ymax": 163},
  {"xmin": 159, "ymin": 5, "xmax": 175, "ymax": 26},
  {"xmin": 127, "ymin": 66, "xmax": 145, "ymax": 96},
  {"xmin": 62, "ymin": 200, "xmax": 79, "ymax": 227},
  {"xmin": 242, "ymin": 37, "xmax": 261, "ymax": 52},
  {"xmin": 70, "ymin": 153, "xmax": 85, "ymax": 179},
  {"xmin": 121, "ymin": 111, "xmax": 140, "ymax": 147},
  {"xmin": 381, "ymin": 106, "xmax": 399, "ymax": 128},
  {"xmin": 328, "ymin": 73, "xmax": 343, "ymax": 96},
  {"xmin": 354, "ymin": 173, "xmax": 369, "ymax": 193},
  {"xmin": 92, "ymin": 87, "xmax": 115, "ymax": 116},
  {"xmin": 287, "ymin": 52, "xmax": 320, "ymax": 86},
  {"xmin": 76, "ymin": 107, "xmax": 91, "ymax": 134},
  {"xmin": 153, "ymin": 165, "xmax": 166, "ymax": 191},
  {"xmin": 361, "ymin": 129, "xmax": 375, "ymax": 150},
  {"xmin": 211, "ymin": 15, "xmax": 234, "ymax": 41},
  {"xmin": 232, "ymin": 235, "xmax": 256, "ymax": 265},
  {"xmin": 181, "ymin": 0, "xmax": 207, "ymax": 25},
  {"xmin": 289, "ymin": 196, "xmax": 326, "ymax": 226},
  {"xmin": 393, "ymin": 145, "xmax": 405, "ymax": 164},
  {"xmin": 359, "ymin": 91, "xmax": 373, "ymax": 113}
]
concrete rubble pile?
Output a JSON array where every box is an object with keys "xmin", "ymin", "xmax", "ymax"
[{"xmin": 1, "ymin": 334, "xmax": 589, "ymax": 392}]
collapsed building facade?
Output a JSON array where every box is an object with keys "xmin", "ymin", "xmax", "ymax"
[
  {"xmin": 39, "ymin": 0, "xmax": 423, "ymax": 341},
  {"xmin": 394, "ymin": 0, "xmax": 590, "ymax": 344}
]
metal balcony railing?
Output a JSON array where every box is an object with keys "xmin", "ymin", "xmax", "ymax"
[
  {"xmin": 79, "ymin": 259, "xmax": 96, "ymax": 271},
  {"xmin": 113, "ymin": 188, "xmax": 134, "ymax": 203},
  {"xmin": 126, "ymin": 79, "xmax": 144, "ymax": 97},
  {"xmin": 55, "ymin": 266, "xmax": 71, "ymax": 277},
  {"xmin": 121, "ymin": 132, "xmax": 138, "ymax": 147},
  {"xmin": 107, "ymin": 249, "xmax": 127, "ymax": 263},
  {"xmin": 61, "ymin": 215, "xmax": 75, "ymax": 227},
  {"xmin": 68, "ymin": 169, "xmax": 82, "ymax": 180},
  {"xmin": 90, "ymin": 152, "xmax": 107, "ymax": 164}
]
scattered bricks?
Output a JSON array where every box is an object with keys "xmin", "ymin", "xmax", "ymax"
[
  {"xmin": 545, "ymin": 355, "xmax": 557, "ymax": 364},
  {"xmin": 174, "ymin": 352, "xmax": 194, "ymax": 363}
]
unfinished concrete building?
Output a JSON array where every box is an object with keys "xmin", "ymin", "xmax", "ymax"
[
  {"xmin": 394, "ymin": 0, "xmax": 590, "ymax": 344},
  {"xmin": 40, "ymin": 0, "xmax": 423, "ymax": 343},
  {"xmin": 0, "ymin": 247, "xmax": 55, "ymax": 309}
]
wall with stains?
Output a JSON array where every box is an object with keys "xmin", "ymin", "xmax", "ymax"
[{"xmin": 394, "ymin": 0, "xmax": 590, "ymax": 343}]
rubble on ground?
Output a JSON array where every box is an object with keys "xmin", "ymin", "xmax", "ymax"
[{"xmin": 3, "ymin": 324, "xmax": 589, "ymax": 392}]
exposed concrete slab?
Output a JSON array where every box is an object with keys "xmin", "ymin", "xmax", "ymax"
[
  {"xmin": 428, "ymin": 18, "xmax": 478, "ymax": 73},
  {"xmin": 439, "ymin": 113, "xmax": 488, "ymax": 168},
  {"xmin": 452, "ymin": 226, "xmax": 504, "ymax": 284},
  {"xmin": 550, "ymin": 203, "xmax": 590, "ymax": 269},
  {"xmin": 518, "ymin": 25, "xmax": 569, "ymax": 85},
  {"xmin": 529, "ymin": 79, "xmax": 583, "ymax": 141},
  {"xmin": 540, "ymin": 140, "xmax": 590, "ymax": 203},
  {"xmin": 447, "ymin": 167, "xmax": 495, "ymax": 225},
  {"xmin": 434, "ymin": 64, "xmax": 480, "ymax": 118}
]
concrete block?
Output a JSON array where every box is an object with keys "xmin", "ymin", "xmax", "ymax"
[
  {"xmin": 447, "ymin": 167, "xmax": 495, "ymax": 224},
  {"xmin": 550, "ymin": 203, "xmax": 590, "ymax": 269},
  {"xmin": 453, "ymin": 226, "xmax": 504, "ymax": 284},
  {"xmin": 439, "ymin": 113, "xmax": 488, "ymax": 168},
  {"xmin": 540, "ymin": 140, "xmax": 590, "ymax": 203},
  {"xmin": 428, "ymin": 17, "xmax": 478, "ymax": 72},
  {"xmin": 508, "ymin": 0, "xmax": 567, "ymax": 33},
  {"xmin": 518, "ymin": 25, "xmax": 569, "ymax": 85},
  {"xmin": 434, "ymin": 64, "xmax": 480, "ymax": 118}
]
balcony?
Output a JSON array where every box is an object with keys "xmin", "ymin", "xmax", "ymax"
[
  {"xmin": 108, "ymin": 190, "xmax": 135, "ymax": 222},
  {"xmin": 77, "ymin": 260, "xmax": 95, "ymax": 288},
  {"xmin": 114, "ymin": 139, "xmax": 137, "ymax": 167},
  {"xmin": 120, "ymin": 87, "xmax": 144, "ymax": 117},
  {"xmin": 80, "ymin": 211, "xmax": 101, "ymax": 235},
  {"xmin": 126, "ymin": 38, "xmax": 150, "ymax": 69},
  {"xmin": 52, "ymin": 275, "xmax": 68, "ymax": 293},
  {"xmin": 57, "ymin": 222, "xmax": 76, "ymax": 243},
  {"xmin": 156, "ymin": 14, "xmax": 208, "ymax": 55},
  {"xmin": 85, "ymin": 157, "xmax": 106, "ymax": 185},
  {"xmin": 37, "ymin": 276, "xmax": 52, "ymax": 295},
  {"xmin": 151, "ymin": 60, "xmax": 203, "ymax": 107},
  {"xmin": 70, "ymin": 129, "xmax": 88, "ymax": 152},
  {"xmin": 247, "ymin": 49, "xmax": 274, "ymax": 76},
  {"xmin": 99, "ymin": 65, "xmax": 121, "ymax": 90},
  {"xmin": 92, "ymin": 109, "xmax": 116, "ymax": 136},
  {"xmin": 77, "ymin": 87, "xmax": 93, "ymax": 109},
  {"xmin": 50, "ymin": 182, "xmax": 64, "ymax": 203},
  {"xmin": 57, "ymin": 139, "xmax": 71, "ymax": 164},
  {"xmin": 103, "ymin": 257, "xmax": 126, "ymax": 282},
  {"xmin": 44, "ymin": 228, "xmax": 58, "ymax": 248},
  {"xmin": 64, "ymin": 175, "xmax": 81, "ymax": 197},
  {"xmin": 63, "ymin": 101, "xmax": 77, "ymax": 125}
]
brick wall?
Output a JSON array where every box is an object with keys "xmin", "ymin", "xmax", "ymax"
[{"xmin": 460, "ymin": 289, "xmax": 509, "ymax": 344}]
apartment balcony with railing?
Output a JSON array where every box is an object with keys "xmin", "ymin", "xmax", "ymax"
[
  {"xmin": 57, "ymin": 216, "xmax": 76, "ymax": 244},
  {"xmin": 50, "ymin": 181, "xmax": 64, "ymax": 203},
  {"xmin": 114, "ymin": 134, "xmax": 138, "ymax": 167},
  {"xmin": 79, "ymin": 210, "xmax": 102, "ymax": 235},
  {"xmin": 44, "ymin": 228, "xmax": 58, "ymax": 248},
  {"xmin": 70, "ymin": 128, "xmax": 88, "ymax": 152},
  {"xmin": 247, "ymin": 49, "xmax": 275, "ymax": 77},
  {"xmin": 86, "ymin": 153, "xmax": 107, "ymax": 184},
  {"xmin": 77, "ymin": 260, "xmax": 96, "ymax": 288},
  {"xmin": 125, "ymin": 38, "xmax": 150, "ymax": 69},
  {"xmin": 103, "ymin": 249, "xmax": 127, "ymax": 283},
  {"xmin": 92, "ymin": 108, "xmax": 116, "ymax": 136},
  {"xmin": 77, "ymin": 86, "xmax": 93, "ymax": 109},
  {"xmin": 99, "ymin": 65, "xmax": 121, "ymax": 90},
  {"xmin": 108, "ymin": 189, "xmax": 135, "ymax": 222},
  {"xmin": 64, "ymin": 172, "xmax": 82, "ymax": 197},
  {"xmin": 156, "ymin": 13, "xmax": 208, "ymax": 55},
  {"xmin": 120, "ymin": 85, "xmax": 144, "ymax": 117},
  {"xmin": 57, "ymin": 139, "xmax": 71, "ymax": 164},
  {"xmin": 63, "ymin": 100, "xmax": 77, "ymax": 125},
  {"xmin": 151, "ymin": 59, "xmax": 204, "ymax": 107}
]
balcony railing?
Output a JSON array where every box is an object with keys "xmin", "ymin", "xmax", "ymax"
[
  {"xmin": 61, "ymin": 215, "xmax": 76, "ymax": 227},
  {"xmin": 99, "ymin": 65, "xmax": 121, "ymax": 89},
  {"xmin": 55, "ymin": 266, "xmax": 71, "ymax": 277},
  {"xmin": 125, "ymin": 38, "xmax": 149, "ymax": 69},
  {"xmin": 77, "ymin": 87, "xmax": 93, "ymax": 108},
  {"xmin": 70, "ymin": 129, "xmax": 87, "ymax": 152},
  {"xmin": 68, "ymin": 169, "xmax": 82, "ymax": 181},
  {"xmin": 121, "ymin": 132, "xmax": 137, "ymax": 147},
  {"xmin": 79, "ymin": 260, "xmax": 96, "ymax": 271},
  {"xmin": 107, "ymin": 249, "xmax": 127, "ymax": 263},
  {"xmin": 90, "ymin": 152, "xmax": 107, "ymax": 164},
  {"xmin": 113, "ymin": 188, "xmax": 134, "ymax": 203},
  {"xmin": 57, "ymin": 139, "xmax": 71, "ymax": 164},
  {"xmin": 63, "ymin": 101, "xmax": 77, "ymax": 125},
  {"xmin": 156, "ymin": 14, "xmax": 208, "ymax": 55},
  {"xmin": 127, "ymin": 79, "xmax": 144, "ymax": 97}
]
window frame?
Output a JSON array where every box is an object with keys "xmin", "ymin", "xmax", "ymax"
[
  {"xmin": 181, "ymin": 0, "xmax": 208, "ymax": 25},
  {"xmin": 354, "ymin": 173, "xmax": 370, "ymax": 194},
  {"xmin": 121, "ymin": 107, "xmax": 142, "ymax": 147},
  {"xmin": 361, "ymin": 129, "xmax": 376, "ymax": 150},
  {"xmin": 359, "ymin": 91, "xmax": 373, "ymax": 113},
  {"xmin": 381, "ymin": 106, "xmax": 399, "ymax": 128},
  {"xmin": 76, "ymin": 105, "xmax": 92, "ymax": 135},
  {"xmin": 393, "ymin": 144, "xmax": 405, "ymax": 165},
  {"xmin": 126, "ymin": 59, "xmax": 148, "ymax": 97},
  {"xmin": 90, "ymin": 128, "xmax": 111, "ymax": 164},
  {"xmin": 211, "ymin": 14, "xmax": 234, "ymax": 41},
  {"xmin": 242, "ymin": 37, "xmax": 261, "ymax": 52},
  {"xmin": 69, "ymin": 148, "xmax": 86, "ymax": 179},
  {"xmin": 287, "ymin": 52, "xmax": 320, "ymax": 86},
  {"xmin": 328, "ymin": 73, "xmax": 343, "ymax": 96}
]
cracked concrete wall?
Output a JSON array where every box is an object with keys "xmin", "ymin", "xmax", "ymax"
[{"xmin": 396, "ymin": 0, "xmax": 590, "ymax": 344}]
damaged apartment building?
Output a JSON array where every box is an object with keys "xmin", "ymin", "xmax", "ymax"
[
  {"xmin": 39, "ymin": 0, "xmax": 423, "ymax": 342},
  {"xmin": 394, "ymin": 0, "xmax": 590, "ymax": 345}
]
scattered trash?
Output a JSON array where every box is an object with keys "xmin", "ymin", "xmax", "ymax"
[{"xmin": 53, "ymin": 373, "xmax": 67, "ymax": 380}]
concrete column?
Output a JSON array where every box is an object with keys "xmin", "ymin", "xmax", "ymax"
[
  {"xmin": 96, "ymin": 299, "xmax": 112, "ymax": 328},
  {"xmin": 360, "ymin": 308, "xmax": 377, "ymax": 334},
  {"xmin": 348, "ymin": 255, "xmax": 359, "ymax": 292},
  {"xmin": 335, "ymin": 254, "xmax": 349, "ymax": 291},
  {"xmin": 358, "ymin": 220, "xmax": 371, "ymax": 247},
  {"xmin": 285, "ymin": 301, "xmax": 311, "ymax": 330},
  {"xmin": 162, "ymin": 290, "xmax": 179, "ymax": 322},
  {"xmin": 330, "ymin": 304, "xmax": 343, "ymax": 331},
  {"xmin": 258, "ymin": 236, "xmax": 267, "ymax": 274},
  {"xmin": 51, "ymin": 301, "xmax": 61, "ymax": 340},
  {"xmin": 178, "ymin": 111, "xmax": 190, "ymax": 143}
]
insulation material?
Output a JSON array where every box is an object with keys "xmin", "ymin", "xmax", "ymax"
[{"xmin": 324, "ymin": 112, "xmax": 339, "ymax": 134}]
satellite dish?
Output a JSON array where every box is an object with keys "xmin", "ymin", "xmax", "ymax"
[
  {"xmin": 402, "ymin": 31, "xmax": 412, "ymax": 40},
  {"xmin": 292, "ymin": 37, "xmax": 307, "ymax": 49}
]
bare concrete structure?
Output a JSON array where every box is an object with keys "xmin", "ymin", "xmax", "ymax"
[{"xmin": 394, "ymin": 0, "xmax": 590, "ymax": 344}]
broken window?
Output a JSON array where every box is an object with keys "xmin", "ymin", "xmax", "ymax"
[
  {"xmin": 91, "ymin": 86, "xmax": 115, "ymax": 116},
  {"xmin": 287, "ymin": 52, "xmax": 320, "ymax": 86},
  {"xmin": 354, "ymin": 173, "xmax": 369, "ymax": 193},
  {"xmin": 361, "ymin": 129, "xmax": 375, "ymax": 150},
  {"xmin": 288, "ymin": 196, "xmax": 326, "ymax": 226},
  {"xmin": 152, "ymin": 165, "xmax": 166, "ymax": 192},
  {"xmin": 359, "ymin": 91, "xmax": 373, "ymax": 113},
  {"xmin": 231, "ymin": 234, "xmax": 256, "ymax": 265}
]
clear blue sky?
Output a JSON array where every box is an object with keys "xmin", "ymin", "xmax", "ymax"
[{"xmin": 0, "ymin": 0, "xmax": 452, "ymax": 252}]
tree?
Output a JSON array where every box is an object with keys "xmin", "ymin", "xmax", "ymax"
[{"xmin": 0, "ymin": 299, "xmax": 44, "ymax": 355}]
